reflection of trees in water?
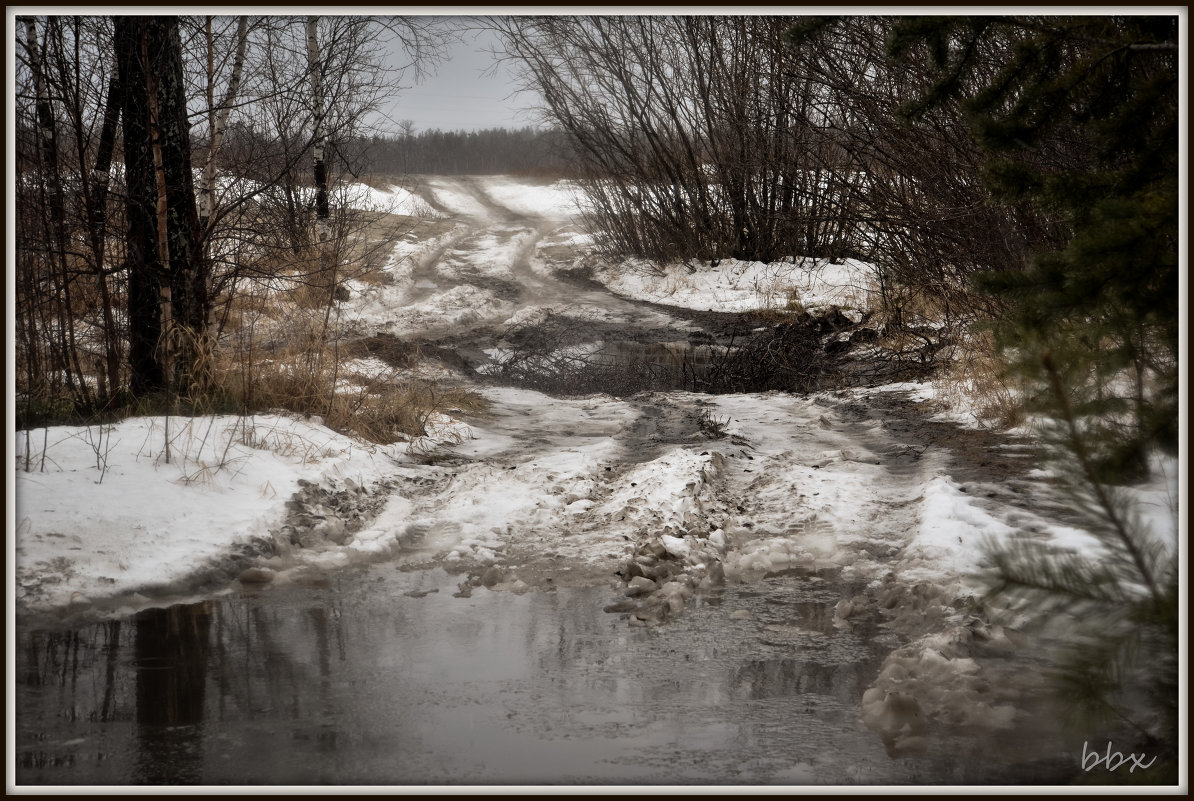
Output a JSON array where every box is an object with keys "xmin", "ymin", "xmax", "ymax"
[
  {"xmin": 19, "ymin": 620, "xmax": 125, "ymax": 721},
  {"xmin": 207, "ymin": 597, "xmax": 345, "ymax": 740},
  {"xmin": 16, "ymin": 592, "xmax": 348, "ymax": 783},
  {"xmin": 729, "ymin": 657, "xmax": 868, "ymax": 703},
  {"xmin": 133, "ymin": 602, "xmax": 213, "ymax": 784}
]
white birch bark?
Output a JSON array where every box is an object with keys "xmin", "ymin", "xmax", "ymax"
[
  {"xmin": 198, "ymin": 15, "xmax": 249, "ymax": 226},
  {"xmin": 306, "ymin": 15, "xmax": 331, "ymax": 246}
]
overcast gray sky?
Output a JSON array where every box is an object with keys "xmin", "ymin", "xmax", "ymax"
[{"xmin": 382, "ymin": 25, "xmax": 544, "ymax": 134}]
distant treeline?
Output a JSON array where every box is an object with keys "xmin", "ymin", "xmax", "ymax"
[{"xmin": 360, "ymin": 126, "xmax": 577, "ymax": 176}]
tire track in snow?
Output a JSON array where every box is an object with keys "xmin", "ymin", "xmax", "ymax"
[
  {"xmin": 374, "ymin": 176, "xmax": 696, "ymax": 352},
  {"xmin": 345, "ymin": 389, "xmax": 730, "ymax": 600}
]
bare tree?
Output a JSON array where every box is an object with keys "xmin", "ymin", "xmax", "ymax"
[
  {"xmin": 15, "ymin": 16, "xmax": 132, "ymax": 417},
  {"xmin": 198, "ymin": 15, "xmax": 249, "ymax": 232},
  {"xmin": 14, "ymin": 14, "xmax": 452, "ymax": 422},
  {"xmin": 492, "ymin": 16, "xmax": 868, "ymax": 265},
  {"xmin": 493, "ymin": 13, "xmax": 1068, "ymax": 357},
  {"xmin": 784, "ymin": 16, "xmax": 1067, "ymax": 328}
]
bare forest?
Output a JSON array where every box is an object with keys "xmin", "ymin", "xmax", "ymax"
[{"xmin": 15, "ymin": 15, "xmax": 452, "ymax": 430}]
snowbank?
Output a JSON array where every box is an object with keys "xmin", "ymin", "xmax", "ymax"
[
  {"xmin": 343, "ymin": 181, "xmax": 431, "ymax": 217},
  {"xmin": 593, "ymin": 257, "xmax": 874, "ymax": 315},
  {"xmin": 14, "ymin": 414, "xmax": 403, "ymax": 624}
]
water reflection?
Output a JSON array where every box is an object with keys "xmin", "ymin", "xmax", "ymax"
[
  {"xmin": 731, "ymin": 657, "xmax": 867, "ymax": 702},
  {"xmin": 14, "ymin": 566, "xmax": 1077, "ymax": 785},
  {"xmin": 133, "ymin": 603, "xmax": 212, "ymax": 783}
]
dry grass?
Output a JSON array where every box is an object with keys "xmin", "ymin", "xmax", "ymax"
[
  {"xmin": 204, "ymin": 322, "xmax": 485, "ymax": 444},
  {"xmin": 206, "ymin": 337, "xmax": 488, "ymax": 444},
  {"xmin": 746, "ymin": 285, "xmax": 807, "ymax": 323},
  {"xmin": 934, "ymin": 329, "xmax": 1025, "ymax": 429},
  {"xmin": 196, "ymin": 281, "xmax": 489, "ymax": 444}
]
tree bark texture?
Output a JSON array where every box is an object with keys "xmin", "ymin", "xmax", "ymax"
[{"xmin": 114, "ymin": 16, "xmax": 205, "ymax": 394}]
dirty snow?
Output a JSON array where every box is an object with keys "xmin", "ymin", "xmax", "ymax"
[{"xmin": 10, "ymin": 175, "xmax": 1183, "ymax": 652}]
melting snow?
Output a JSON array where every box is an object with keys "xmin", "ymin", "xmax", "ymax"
[
  {"xmin": 593, "ymin": 256, "xmax": 874, "ymax": 315},
  {"xmin": 10, "ymin": 176, "xmax": 1181, "ymax": 645}
]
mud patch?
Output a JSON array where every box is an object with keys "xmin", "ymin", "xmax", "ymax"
[
  {"xmin": 478, "ymin": 306, "xmax": 925, "ymax": 398},
  {"xmin": 273, "ymin": 477, "xmax": 392, "ymax": 550},
  {"xmin": 351, "ymin": 332, "xmax": 475, "ymax": 374}
]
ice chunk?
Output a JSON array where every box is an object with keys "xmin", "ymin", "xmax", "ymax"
[{"xmin": 659, "ymin": 533, "xmax": 691, "ymax": 561}]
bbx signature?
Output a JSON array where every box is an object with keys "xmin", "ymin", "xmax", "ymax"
[{"xmin": 1082, "ymin": 740, "xmax": 1156, "ymax": 773}]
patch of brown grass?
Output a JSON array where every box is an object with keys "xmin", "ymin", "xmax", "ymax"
[
  {"xmin": 325, "ymin": 380, "xmax": 489, "ymax": 444},
  {"xmin": 203, "ymin": 311, "xmax": 487, "ymax": 444},
  {"xmin": 746, "ymin": 286, "xmax": 807, "ymax": 324},
  {"xmin": 935, "ymin": 329, "xmax": 1025, "ymax": 429}
]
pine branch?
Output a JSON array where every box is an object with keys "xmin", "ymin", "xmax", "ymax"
[
  {"xmin": 1040, "ymin": 350, "xmax": 1163, "ymax": 607},
  {"xmin": 984, "ymin": 540, "xmax": 1128, "ymax": 612}
]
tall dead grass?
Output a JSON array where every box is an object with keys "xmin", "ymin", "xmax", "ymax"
[
  {"xmin": 205, "ymin": 322, "xmax": 485, "ymax": 444},
  {"xmin": 196, "ymin": 272, "xmax": 488, "ymax": 444},
  {"xmin": 934, "ymin": 329, "xmax": 1025, "ymax": 429}
]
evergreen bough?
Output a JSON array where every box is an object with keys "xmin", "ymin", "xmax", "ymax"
[{"xmin": 888, "ymin": 14, "xmax": 1179, "ymax": 774}]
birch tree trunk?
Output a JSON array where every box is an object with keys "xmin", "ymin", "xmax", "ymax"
[
  {"xmin": 199, "ymin": 15, "xmax": 249, "ymax": 232},
  {"xmin": 306, "ymin": 16, "xmax": 331, "ymax": 248},
  {"xmin": 306, "ymin": 14, "xmax": 339, "ymax": 394}
]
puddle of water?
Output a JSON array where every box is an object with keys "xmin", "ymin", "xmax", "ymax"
[{"xmin": 14, "ymin": 564, "xmax": 1079, "ymax": 786}]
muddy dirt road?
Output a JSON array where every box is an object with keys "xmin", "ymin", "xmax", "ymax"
[{"xmin": 14, "ymin": 177, "xmax": 1094, "ymax": 786}]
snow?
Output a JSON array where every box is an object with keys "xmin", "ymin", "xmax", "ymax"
[
  {"xmin": 478, "ymin": 175, "xmax": 586, "ymax": 220},
  {"xmin": 16, "ymin": 382, "xmax": 1176, "ymax": 629},
  {"xmin": 420, "ymin": 177, "xmax": 491, "ymax": 217},
  {"xmin": 10, "ymin": 175, "xmax": 1182, "ymax": 653},
  {"xmin": 343, "ymin": 181, "xmax": 431, "ymax": 217},
  {"xmin": 13, "ymin": 415, "xmax": 404, "ymax": 623},
  {"xmin": 592, "ymin": 256, "xmax": 874, "ymax": 315}
]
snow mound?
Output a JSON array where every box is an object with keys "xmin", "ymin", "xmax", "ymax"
[
  {"xmin": 863, "ymin": 622, "xmax": 1032, "ymax": 758},
  {"xmin": 898, "ymin": 476, "xmax": 1017, "ymax": 584},
  {"xmin": 14, "ymin": 415, "xmax": 404, "ymax": 624},
  {"xmin": 593, "ymin": 448, "xmax": 721, "ymax": 539},
  {"xmin": 593, "ymin": 257, "xmax": 875, "ymax": 315}
]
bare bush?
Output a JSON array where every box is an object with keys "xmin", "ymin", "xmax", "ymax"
[
  {"xmin": 785, "ymin": 17, "xmax": 1068, "ymax": 330},
  {"xmin": 492, "ymin": 16, "xmax": 870, "ymax": 266}
]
